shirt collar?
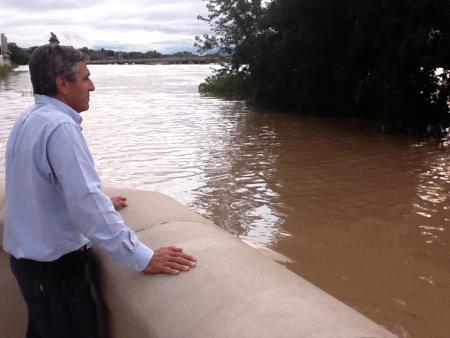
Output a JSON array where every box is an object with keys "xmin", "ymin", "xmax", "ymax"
[{"xmin": 34, "ymin": 94, "xmax": 83, "ymax": 125}]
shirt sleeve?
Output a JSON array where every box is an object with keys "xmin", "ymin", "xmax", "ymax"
[{"xmin": 46, "ymin": 121, "xmax": 154, "ymax": 271}]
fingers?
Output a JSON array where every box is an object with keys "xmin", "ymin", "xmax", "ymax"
[
  {"xmin": 167, "ymin": 246, "xmax": 183, "ymax": 252},
  {"xmin": 165, "ymin": 247, "xmax": 196, "ymax": 260},
  {"xmin": 171, "ymin": 257, "xmax": 197, "ymax": 268},
  {"xmin": 165, "ymin": 247, "xmax": 197, "ymax": 266},
  {"xmin": 162, "ymin": 266, "xmax": 180, "ymax": 275},
  {"xmin": 111, "ymin": 195, "xmax": 127, "ymax": 202},
  {"xmin": 111, "ymin": 195, "xmax": 128, "ymax": 210},
  {"xmin": 167, "ymin": 261, "xmax": 191, "ymax": 271},
  {"xmin": 143, "ymin": 246, "xmax": 198, "ymax": 275}
]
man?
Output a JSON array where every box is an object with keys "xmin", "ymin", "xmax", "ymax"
[{"xmin": 3, "ymin": 38, "xmax": 197, "ymax": 338}]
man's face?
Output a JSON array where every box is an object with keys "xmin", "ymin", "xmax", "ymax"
[{"xmin": 65, "ymin": 61, "xmax": 95, "ymax": 113}]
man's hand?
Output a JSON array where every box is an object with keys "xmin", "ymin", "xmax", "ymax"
[
  {"xmin": 143, "ymin": 246, "xmax": 197, "ymax": 275},
  {"xmin": 111, "ymin": 195, "xmax": 128, "ymax": 210}
]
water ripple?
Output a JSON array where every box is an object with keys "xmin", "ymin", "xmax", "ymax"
[{"xmin": 2, "ymin": 64, "xmax": 450, "ymax": 338}]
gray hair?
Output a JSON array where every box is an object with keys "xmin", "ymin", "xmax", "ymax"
[{"xmin": 29, "ymin": 44, "xmax": 88, "ymax": 97}]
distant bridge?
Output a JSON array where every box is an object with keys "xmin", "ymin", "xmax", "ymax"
[{"xmin": 88, "ymin": 55, "xmax": 229, "ymax": 65}]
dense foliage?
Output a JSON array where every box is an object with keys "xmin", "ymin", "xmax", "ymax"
[
  {"xmin": 7, "ymin": 43, "xmax": 31, "ymax": 65},
  {"xmin": 4, "ymin": 43, "xmax": 199, "ymax": 65},
  {"xmin": 197, "ymin": 0, "xmax": 450, "ymax": 134},
  {"xmin": 79, "ymin": 47, "xmax": 163, "ymax": 61}
]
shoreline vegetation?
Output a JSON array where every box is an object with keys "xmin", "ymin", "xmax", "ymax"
[
  {"xmin": 4, "ymin": 42, "xmax": 225, "ymax": 66},
  {"xmin": 199, "ymin": 71, "xmax": 250, "ymax": 100},
  {"xmin": 196, "ymin": 0, "xmax": 450, "ymax": 137},
  {"xmin": 87, "ymin": 54, "xmax": 227, "ymax": 65}
]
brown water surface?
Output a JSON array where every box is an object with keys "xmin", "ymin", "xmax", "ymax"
[{"xmin": 1, "ymin": 65, "xmax": 449, "ymax": 338}]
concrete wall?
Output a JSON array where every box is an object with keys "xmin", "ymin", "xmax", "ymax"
[
  {"xmin": 0, "ymin": 183, "xmax": 397, "ymax": 338},
  {"xmin": 0, "ymin": 183, "xmax": 27, "ymax": 338}
]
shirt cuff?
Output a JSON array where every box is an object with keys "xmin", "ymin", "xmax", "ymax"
[{"xmin": 130, "ymin": 242, "xmax": 154, "ymax": 271}]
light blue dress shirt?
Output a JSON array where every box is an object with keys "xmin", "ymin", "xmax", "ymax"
[{"xmin": 3, "ymin": 95, "xmax": 154, "ymax": 271}]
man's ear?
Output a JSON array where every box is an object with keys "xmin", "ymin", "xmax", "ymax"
[{"xmin": 55, "ymin": 75, "xmax": 68, "ymax": 96}]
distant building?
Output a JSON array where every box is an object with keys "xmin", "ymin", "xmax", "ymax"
[
  {"xmin": 0, "ymin": 33, "xmax": 11, "ymax": 66},
  {"xmin": 0, "ymin": 33, "xmax": 8, "ymax": 54}
]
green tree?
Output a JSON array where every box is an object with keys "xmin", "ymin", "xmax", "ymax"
[
  {"xmin": 196, "ymin": 0, "xmax": 264, "ymax": 70},
  {"xmin": 198, "ymin": 0, "xmax": 450, "ymax": 135},
  {"xmin": 7, "ymin": 43, "xmax": 30, "ymax": 65},
  {"xmin": 346, "ymin": 0, "xmax": 450, "ymax": 132}
]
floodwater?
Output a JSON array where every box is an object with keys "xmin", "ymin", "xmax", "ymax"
[{"xmin": 1, "ymin": 65, "xmax": 449, "ymax": 338}]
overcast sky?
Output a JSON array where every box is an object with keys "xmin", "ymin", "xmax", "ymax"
[{"xmin": 0, "ymin": 0, "xmax": 211, "ymax": 53}]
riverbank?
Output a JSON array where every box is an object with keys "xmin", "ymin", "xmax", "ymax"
[
  {"xmin": 199, "ymin": 71, "xmax": 449, "ymax": 138},
  {"xmin": 0, "ymin": 64, "xmax": 17, "ymax": 79},
  {"xmin": 88, "ymin": 55, "xmax": 228, "ymax": 65}
]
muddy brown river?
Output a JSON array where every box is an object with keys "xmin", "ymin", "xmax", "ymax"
[{"xmin": 1, "ymin": 65, "xmax": 449, "ymax": 338}]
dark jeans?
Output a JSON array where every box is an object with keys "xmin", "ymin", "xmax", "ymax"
[{"xmin": 10, "ymin": 248, "xmax": 99, "ymax": 338}]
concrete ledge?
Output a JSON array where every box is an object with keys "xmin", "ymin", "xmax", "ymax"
[
  {"xmin": 0, "ymin": 184, "xmax": 396, "ymax": 337},
  {"xmin": 0, "ymin": 250, "xmax": 26, "ymax": 338}
]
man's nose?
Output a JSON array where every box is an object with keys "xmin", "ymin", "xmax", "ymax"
[{"xmin": 89, "ymin": 80, "xmax": 95, "ymax": 91}]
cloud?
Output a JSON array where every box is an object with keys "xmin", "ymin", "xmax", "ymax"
[
  {"xmin": 0, "ymin": 0, "xmax": 210, "ymax": 53},
  {"xmin": 0, "ymin": 0, "xmax": 105, "ymax": 11}
]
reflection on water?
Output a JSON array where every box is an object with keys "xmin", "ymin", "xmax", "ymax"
[
  {"xmin": 1, "ymin": 65, "xmax": 450, "ymax": 338},
  {"xmin": 413, "ymin": 142, "xmax": 450, "ymax": 246}
]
